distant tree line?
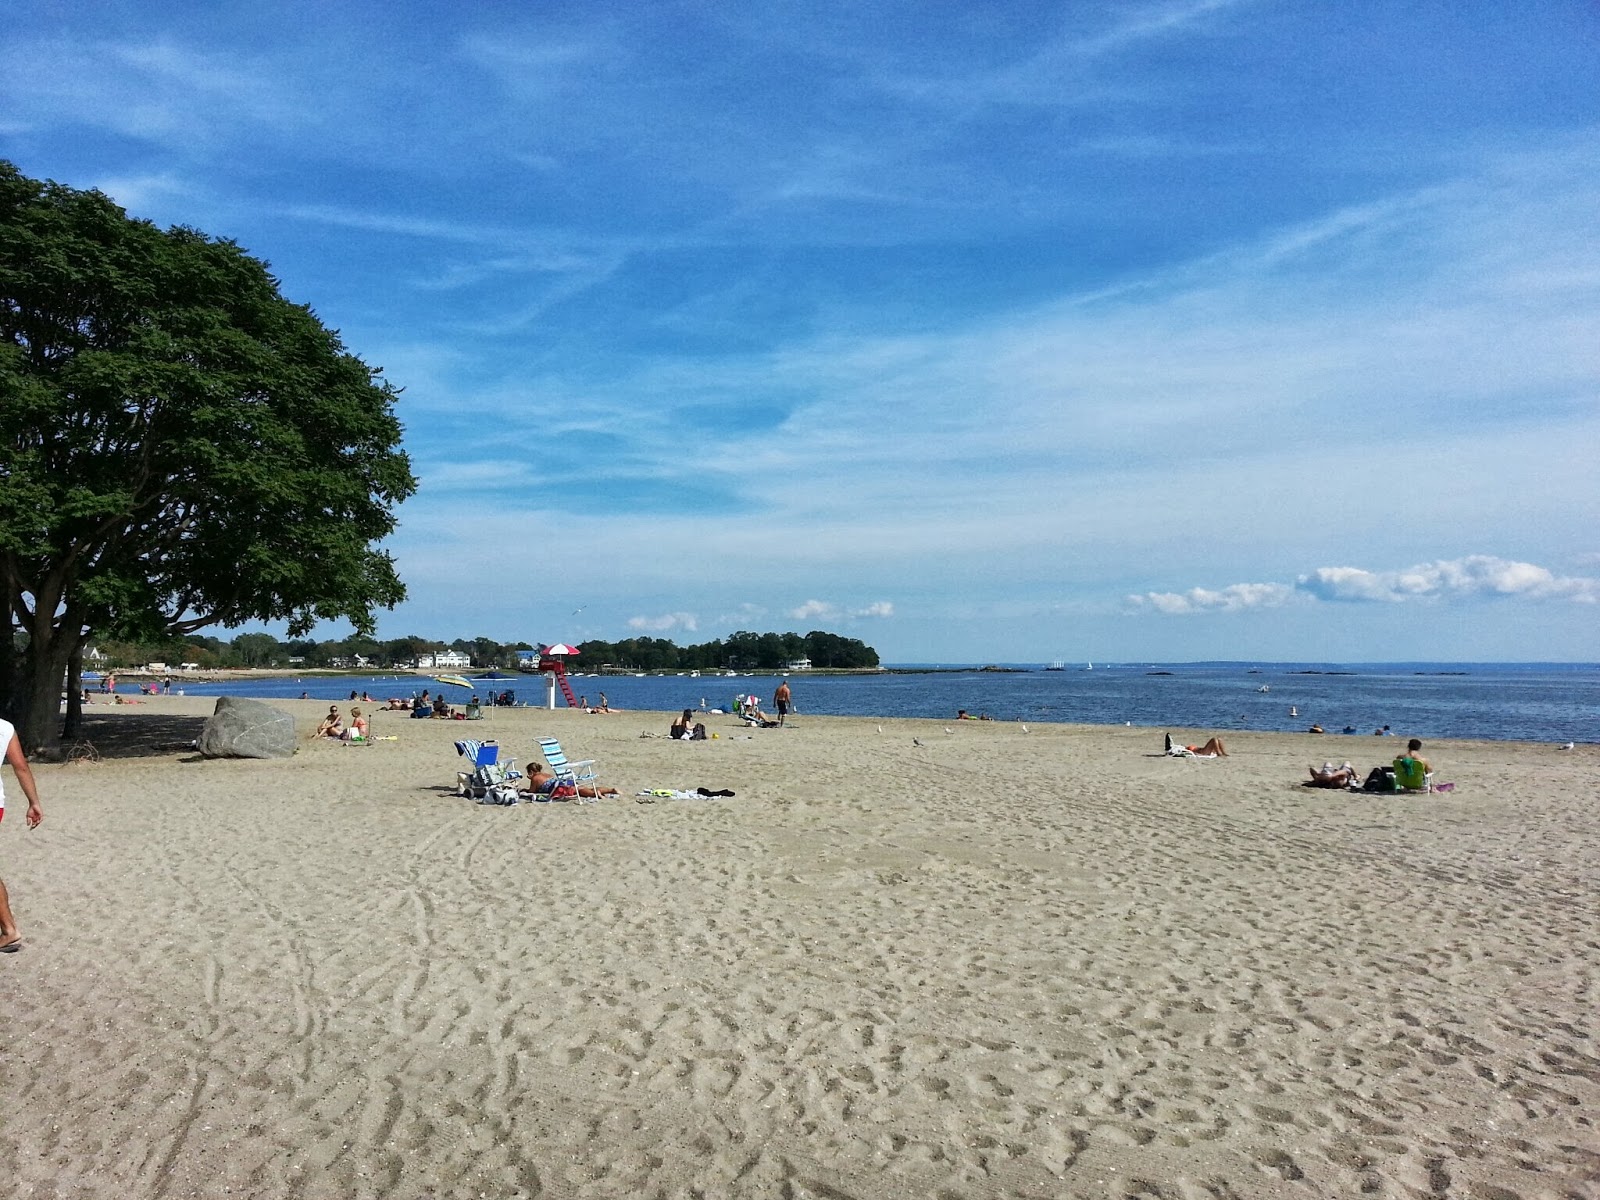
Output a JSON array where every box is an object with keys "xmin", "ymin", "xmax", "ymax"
[
  {"xmin": 82, "ymin": 633, "xmax": 533, "ymax": 671},
  {"xmin": 78, "ymin": 629, "xmax": 878, "ymax": 672},
  {"xmin": 575, "ymin": 630, "xmax": 879, "ymax": 672}
]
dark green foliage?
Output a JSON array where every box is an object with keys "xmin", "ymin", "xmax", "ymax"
[
  {"xmin": 0, "ymin": 162, "xmax": 416, "ymax": 749},
  {"xmin": 577, "ymin": 630, "xmax": 879, "ymax": 672}
]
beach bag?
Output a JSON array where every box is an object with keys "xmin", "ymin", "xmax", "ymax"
[
  {"xmin": 1362, "ymin": 766, "xmax": 1396, "ymax": 793},
  {"xmin": 478, "ymin": 783, "xmax": 522, "ymax": 806}
]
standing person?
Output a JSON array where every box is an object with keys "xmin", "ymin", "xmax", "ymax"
[
  {"xmin": 773, "ymin": 678, "xmax": 792, "ymax": 726},
  {"xmin": 0, "ymin": 716, "xmax": 46, "ymax": 952}
]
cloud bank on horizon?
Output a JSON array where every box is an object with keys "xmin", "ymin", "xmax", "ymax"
[
  {"xmin": 1132, "ymin": 556, "xmax": 1600, "ymax": 614},
  {"xmin": 4, "ymin": 1, "xmax": 1597, "ymax": 661}
]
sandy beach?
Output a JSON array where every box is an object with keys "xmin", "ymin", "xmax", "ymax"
[{"xmin": 2, "ymin": 698, "xmax": 1596, "ymax": 1199}]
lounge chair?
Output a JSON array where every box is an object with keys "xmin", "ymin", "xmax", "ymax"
[{"xmin": 538, "ymin": 736, "xmax": 603, "ymax": 805}]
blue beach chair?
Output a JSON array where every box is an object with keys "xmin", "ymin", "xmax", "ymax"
[{"xmin": 454, "ymin": 739, "xmax": 522, "ymax": 802}]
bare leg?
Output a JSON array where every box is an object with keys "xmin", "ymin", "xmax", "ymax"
[{"xmin": 0, "ymin": 877, "xmax": 22, "ymax": 949}]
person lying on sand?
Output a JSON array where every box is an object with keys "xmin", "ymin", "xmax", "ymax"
[
  {"xmin": 524, "ymin": 766, "xmax": 619, "ymax": 800},
  {"xmin": 1164, "ymin": 733, "xmax": 1228, "ymax": 757},
  {"xmin": 1308, "ymin": 762, "xmax": 1358, "ymax": 788}
]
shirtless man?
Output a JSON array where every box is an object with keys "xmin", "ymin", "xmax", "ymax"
[
  {"xmin": 1, "ymin": 716, "xmax": 45, "ymax": 952},
  {"xmin": 773, "ymin": 679, "xmax": 792, "ymax": 726}
]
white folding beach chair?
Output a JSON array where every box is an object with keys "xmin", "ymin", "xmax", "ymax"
[{"xmin": 538, "ymin": 736, "xmax": 602, "ymax": 804}]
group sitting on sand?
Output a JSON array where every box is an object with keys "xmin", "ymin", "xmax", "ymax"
[
  {"xmin": 314, "ymin": 705, "xmax": 369, "ymax": 741},
  {"xmin": 1307, "ymin": 739, "xmax": 1439, "ymax": 792}
]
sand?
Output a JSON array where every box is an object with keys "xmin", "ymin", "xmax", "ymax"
[{"xmin": 2, "ymin": 698, "xmax": 1596, "ymax": 1199}]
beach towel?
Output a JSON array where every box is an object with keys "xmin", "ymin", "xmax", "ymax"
[{"xmin": 635, "ymin": 787, "xmax": 737, "ymax": 800}]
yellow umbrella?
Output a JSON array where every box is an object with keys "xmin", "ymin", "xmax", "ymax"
[{"xmin": 435, "ymin": 674, "xmax": 474, "ymax": 690}]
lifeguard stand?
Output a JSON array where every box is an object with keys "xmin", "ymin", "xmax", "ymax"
[{"xmin": 536, "ymin": 645, "xmax": 582, "ymax": 709}]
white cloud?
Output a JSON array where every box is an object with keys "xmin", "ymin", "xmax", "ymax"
[
  {"xmin": 788, "ymin": 599, "xmax": 896, "ymax": 621},
  {"xmin": 1297, "ymin": 557, "xmax": 1600, "ymax": 604},
  {"xmin": 1129, "ymin": 583, "xmax": 1296, "ymax": 614},
  {"xmin": 1134, "ymin": 555, "xmax": 1600, "ymax": 616},
  {"xmin": 789, "ymin": 600, "xmax": 837, "ymax": 621},
  {"xmin": 627, "ymin": 612, "xmax": 699, "ymax": 633}
]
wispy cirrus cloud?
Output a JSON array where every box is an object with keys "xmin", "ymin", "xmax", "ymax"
[
  {"xmin": 627, "ymin": 612, "xmax": 699, "ymax": 633},
  {"xmin": 788, "ymin": 599, "xmax": 896, "ymax": 621},
  {"xmin": 1128, "ymin": 583, "xmax": 1297, "ymax": 614}
]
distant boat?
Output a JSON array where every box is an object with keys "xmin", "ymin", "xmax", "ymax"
[
  {"xmin": 1257, "ymin": 684, "xmax": 1270, "ymax": 692},
  {"xmin": 1045, "ymin": 661, "xmax": 1065, "ymax": 671},
  {"xmin": 1084, "ymin": 662, "xmax": 1093, "ymax": 670}
]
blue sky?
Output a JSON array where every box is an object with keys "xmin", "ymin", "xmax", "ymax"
[{"xmin": 5, "ymin": 1, "xmax": 1598, "ymax": 662}]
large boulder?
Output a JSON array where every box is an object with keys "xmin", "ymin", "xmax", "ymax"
[{"xmin": 199, "ymin": 696, "xmax": 297, "ymax": 760}]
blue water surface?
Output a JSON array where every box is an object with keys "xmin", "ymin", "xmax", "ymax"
[{"xmin": 136, "ymin": 662, "xmax": 1598, "ymax": 744}]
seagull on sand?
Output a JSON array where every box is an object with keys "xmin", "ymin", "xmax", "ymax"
[{"xmin": 913, "ymin": 738, "xmax": 923, "ymax": 747}]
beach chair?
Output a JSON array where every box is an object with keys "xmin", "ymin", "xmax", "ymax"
[
  {"xmin": 1392, "ymin": 755, "xmax": 1432, "ymax": 793},
  {"xmin": 538, "ymin": 736, "xmax": 602, "ymax": 805},
  {"xmin": 454, "ymin": 740, "xmax": 522, "ymax": 801}
]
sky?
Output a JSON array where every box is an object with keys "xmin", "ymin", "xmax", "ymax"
[{"xmin": 4, "ymin": 0, "xmax": 1598, "ymax": 663}]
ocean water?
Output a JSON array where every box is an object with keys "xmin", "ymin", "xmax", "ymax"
[{"xmin": 124, "ymin": 662, "xmax": 1598, "ymax": 745}]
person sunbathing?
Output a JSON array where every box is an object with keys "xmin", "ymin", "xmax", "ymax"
[
  {"xmin": 1307, "ymin": 762, "xmax": 1357, "ymax": 788},
  {"xmin": 1164, "ymin": 733, "xmax": 1229, "ymax": 756},
  {"xmin": 314, "ymin": 706, "xmax": 344, "ymax": 738},
  {"xmin": 523, "ymin": 766, "xmax": 618, "ymax": 799}
]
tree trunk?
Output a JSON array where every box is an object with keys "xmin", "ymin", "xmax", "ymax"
[
  {"xmin": 11, "ymin": 625, "xmax": 73, "ymax": 757},
  {"xmin": 63, "ymin": 640, "xmax": 85, "ymax": 740}
]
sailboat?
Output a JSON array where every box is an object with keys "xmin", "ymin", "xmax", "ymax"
[{"xmin": 1084, "ymin": 661, "xmax": 1093, "ymax": 670}]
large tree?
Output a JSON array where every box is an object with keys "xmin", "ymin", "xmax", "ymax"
[{"xmin": 0, "ymin": 162, "xmax": 417, "ymax": 752}]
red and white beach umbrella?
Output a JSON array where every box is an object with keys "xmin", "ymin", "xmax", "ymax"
[{"xmin": 543, "ymin": 643, "xmax": 580, "ymax": 656}]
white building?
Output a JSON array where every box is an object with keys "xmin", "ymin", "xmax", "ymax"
[{"xmin": 417, "ymin": 650, "xmax": 471, "ymax": 669}]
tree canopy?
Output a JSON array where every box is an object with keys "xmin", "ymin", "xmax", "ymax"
[{"xmin": 0, "ymin": 161, "xmax": 416, "ymax": 751}]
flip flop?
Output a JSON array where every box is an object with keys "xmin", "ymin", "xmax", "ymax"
[{"xmin": 0, "ymin": 940, "xmax": 22, "ymax": 953}]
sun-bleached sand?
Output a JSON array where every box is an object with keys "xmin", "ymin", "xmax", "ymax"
[{"xmin": 2, "ymin": 698, "xmax": 1596, "ymax": 1199}]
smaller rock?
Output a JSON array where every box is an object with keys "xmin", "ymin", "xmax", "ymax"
[{"xmin": 199, "ymin": 696, "xmax": 297, "ymax": 760}]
